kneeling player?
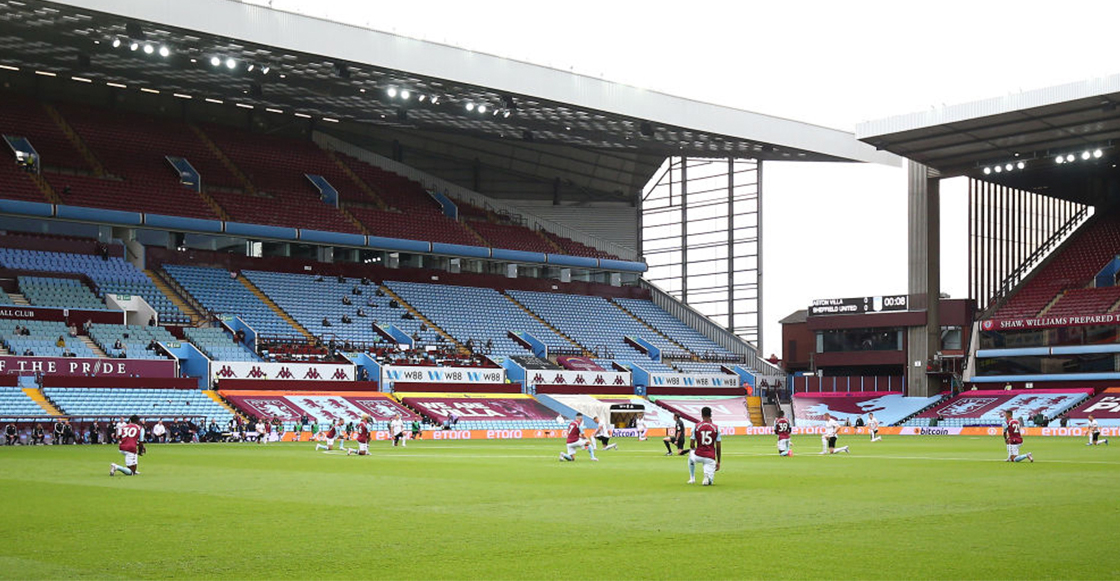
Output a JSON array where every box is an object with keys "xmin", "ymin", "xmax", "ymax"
[
  {"xmin": 774, "ymin": 409, "xmax": 792, "ymax": 456},
  {"xmin": 687, "ymin": 406, "xmax": 721, "ymax": 486},
  {"xmin": 664, "ymin": 413, "xmax": 687, "ymax": 456},
  {"xmin": 559, "ymin": 413, "xmax": 597, "ymax": 462},
  {"xmin": 347, "ymin": 414, "xmax": 372, "ymax": 456},
  {"xmin": 592, "ymin": 416, "xmax": 617, "ymax": 451},
  {"xmin": 868, "ymin": 412, "xmax": 882, "ymax": 442},
  {"xmin": 316, "ymin": 419, "xmax": 345, "ymax": 451},
  {"xmin": 1003, "ymin": 410, "xmax": 1033, "ymax": 463},
  {"xmin": 820, "ymin": 414, "xmax": 849, "ymax": 455},
  {"xmin": 390, "ymin": 414, "xmax": 405, "ymax": 447},
  {"xmin": 1086, "ymin": 415, "xmax": 1109, "ymax": 446},
  {"xmin": 109, "ymin": 415, "xmax": 145, "ymax": 477}
]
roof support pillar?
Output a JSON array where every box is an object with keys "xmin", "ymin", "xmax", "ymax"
[{"xmin": 906, "ymin": 161, "xmax": 942, "ymax": 397}]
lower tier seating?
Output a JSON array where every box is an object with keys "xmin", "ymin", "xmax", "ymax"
[
  {"xmin": 88, "ymin": 324, "xmax": 175, "ymax": 360},
  {"xmin": 44, "ymin": 387, "xmax": 233, "ymax": 423},
  {"xmin": 0, "ymin": 320, "xmax": 94, "ymax": 358},
  {"xmin": 0, "ymin": 386, "xmax": 45, "ymax": 420},
  {"xmin": 794, "ymin": 392, "xmax": 946, "ymax": 427},
  {"xmin": 162, "ymin": 265, "xmax": 301, "ymax": 341},
  {"xmin": 904, "ymin": 389, "xmax": 1092, "ymax": 427},
  {"xmin": 184, "ymin": 327, "xmax": 259, "ymax": 361}
]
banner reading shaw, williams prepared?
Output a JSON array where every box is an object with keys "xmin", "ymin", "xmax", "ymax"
[
  {"xmin": 981, "ymin": 314, "xmax": 1120, "ymax": 331},
  {"xmin": 209, "ymin": 361, "xmax": 356, "ymax": 383}
]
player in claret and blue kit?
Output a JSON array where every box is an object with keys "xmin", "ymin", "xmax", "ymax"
[
  {"xmin": 109, "ymin": 414, "xmax": 145, "ymax": 477},
  {"xmin": 774, "ymin": 409, "xmax": 793, "ymax": 456},
  {"xmin": 1003, "ymin": 410, "xmax": 1033, "ymax": 463},
  {"xmin": 687, "ymin": 406, "xmax": 721, "ymax": 486},
  {"xmin": 559, "ymin": 413, "xmax": 597, "ymax": 462},
  {"xmin": 347, "ymin": 414, "xmax": 372, "ymax": 456}
]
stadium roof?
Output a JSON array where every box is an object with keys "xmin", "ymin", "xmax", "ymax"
[
  {"xmin": 1, "ymin": 0, "xmax": 897, "ymax": 171},
  {"xmin": 856, "ymin": 73, "xmax": 1120, "ymax": 189}
]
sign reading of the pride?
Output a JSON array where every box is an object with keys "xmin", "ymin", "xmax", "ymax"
[{"xmin": 0, "ymin": 356, "xmax": 175, "ymax": 377}]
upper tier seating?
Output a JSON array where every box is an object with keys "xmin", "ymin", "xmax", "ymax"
[
  {"xmin": 19, "ymin": 276, "xmax": 104, "ymax": 310},
  {"xmin": 0, "ymin": 287, "xmax": 11, "ymax": 305},
  {"xmin": 44, "ymin": 387, "xmax": 233, "ymax": 423},
  {"xmin": 243, "ymin": 271, "xmax": 440, "ymax": 348},
  {"xmin": 336, "ymin": 153, "xmax": 441, "ymax": 211},
  {"xmin": 46, "ymin": 172, "xmax": 216, "ymax": 221},
  {"xmin": 469, "ymin": 221, "xmax": 555, "ymax": 254},
  {"xmin": 541, "ymin": 230, "xmax": 618, "ymax": 259},
  {"xmin": 53, "ymin": 103, "xmax": 242, "ymax": 190},
  {"xmin": 385, "ymin": 281, "xmax": 577, "ymax": 357},
  {"xmin": 0, "ymin": 387, "xmax": 46, "ymax": 420},
  {"xmin": 0, "ymin": 158, "xmax": 46, "ymax": 202},
  {"xmin": 903, "ymin": 389, "xmax": 1091, "ymax": 427},
  {"xmin": 162, "ymin": 265, "xmax": 301, "ymax": 341},
  {"xmin": 0, "ymin": 248, "xmax": 187, "ymax": 324},
  {"xmin": 183, "ymin": 327, "xmax": 259, "ymax": 362},
  {"xmin": 0, "ymin": 95, "xmax": 89, "ymax": 171},
  {"xmin": 1043, "ymin": 286, "xmax": 1120, "ymax": 318},
  {"xmin": 346, "ymin": 205, "xmax": 482, "ymax": 246},
  {"xmin": 508, "ymin": 290, "xmax": 685, "ymax": 360},
  {"xmin": 207, "ymin": 189, "xmax": 362, "ymax": 234},
  {"xmin": 88, "ymin": 324, "xmax": 175, "ymax": 360},
  {"xmin": 0, "ymin": 320, "xmax": 94, "ymax": 358},
  {"xmin": 995, "ymin": 214, "xmax": 1120, "ymax": 319},
  {"xmin": 614, "ymin": 298, "xmax": 739, "ymax": 360},
  {"xmin": 794, "ymin": 392, "xmax": 946, "ymax": 427}
]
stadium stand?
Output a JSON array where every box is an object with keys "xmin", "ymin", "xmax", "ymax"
[
  {"xmin": 183, "ymin": 327, "xmax": 259, "ymax": 362},
  {"xmin": 0, "ymin": 248, "xmax": 188, "ymax": 324},
  {"xmin": 0, "ymin": 320, "xmax": 94, "ymax": 358},
  {"xmin": 540, "ymin": 230, "xmax": 616, "ymax": 259},
  {"xmin": 508, "ymin": 290, "xmax": 684, "ymax": 360},
  {"xmin": 1065, "ymin": 388, "xmax": 1120, "ymax": 427},
  {"xmin": 794, "ymin": 392, "xmax": 946, "ymax": 427},
  {"xmin": 19, "ymin": 276, "xmax": 104, "ymax": 310},
  {"xmin": 334, "ymin": 152, "xmax": 439, "ymax": 211},
  {"xmin": 0, "ymin": 156, "xmax": 45, "ymax": 202},
  {"xmin": 672, "ymin": 362, "xmax": 735, "ymax": 374},
  {"xmin": 43, "ymin": 387, "xmax": 233, "ymax": 423},
  {"xmin": 162, "ymin": 265, "xmax": 301, "ymax": 341},
  {"xmin": 903, "ymin": 389, "xmax": 1092, "ymax": 427},
  {"xmin": 994, "ymin": 214, "xmax": 1120, "ymax": 319},
  {"xmin": 87, "ymin": 324, "xmax": 175, "ymax": 360},
  {"xmin": 0, "ymin": 96, "xmax": 90, "ymax": 172},
  {"xmin": 219, "ymin": 391, "xmax": 418, "ymax": 428},
  {"xmin": 0, "ymin": 386, "xmax": 45, "ymax": 421},
  {"xmin": 650, "ymin": 395, "xmax": 754, "ymax": 427},
  {"xmin": 0, "ymin": 287, "xmax": 11, "ymax": 305},
  {"xmin": 385, "ymin": 281, "xmax": 578, "ymax": 357},
  {"xmin": 469, "ymin": 221, "xmax": 554, "ymax": 254},
  {"xmin": 243, "ymin": 271, "xmax": 440, "ymax": 349},
  {"xmin": 398, "ymin": 394, "xmax": 559, "ymax": 430},
  {"xmin": 613, "ymin": 298, "xmax": 739, "ymax": 360},
  {"xmin": 1042, "ymin": 286, "xmax": 1120, "ymax": 318},
  {"xmin": 346, "ymin": 205, "xmax": 483, "ymax": 246}
]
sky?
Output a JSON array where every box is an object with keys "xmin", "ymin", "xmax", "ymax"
[{"xmin": 251, "ymin": 0, "xmax": 1120, "ymax": 356}]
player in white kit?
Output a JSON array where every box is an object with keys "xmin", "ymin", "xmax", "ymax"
[
  {"xmin": 1086, "ymin": 415, "xmax": 1109, "ymax": 446},
  {"xmin": 820, "ymin": 414, "xmax": 849, "ymax": 455},
  {"xmin": 868, "ymin": 412, "xmax": 882, "ymax": 442},
  {"xmin": 591, "ymin": 416, "xmax": 618, "ymax": 452},
  {"xmin": 390, "ymin": 414, "xmax": 406, "ymax": 447}
]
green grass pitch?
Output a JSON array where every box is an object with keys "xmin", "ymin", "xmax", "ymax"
[{"xmin": 1, "ymin": 435, "xmax": 1117, "ymax": 580}]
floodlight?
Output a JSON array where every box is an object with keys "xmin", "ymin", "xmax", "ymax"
[
  {"xmin": 465, "ymin": 102, "xmax": 475, "ymax": 111},
  {"xmin": 1016, "ymin": 161, "xmax": 1025, "ymax": 170},
  {"xmin": 983, "ymin": 167, "xmax": 992, "ymax": 175},
  {"xmin": 210, "ymin": 56, "xmax": 221, "ymax": 67},
  {"xmin": 225, "ymin": 58, "xmax": 236, "ymax": 70},
  {"xmin": 111, "ymin": 37, "xmax": 121, "ymax": 48},
  {"xmin": 158, "ymin": 46, "xmax": 170, "ymax": 57},
  {"xmin": 387, "ymin": 87, "xmax": 398, "ymax": 98},
  {"xmin": 400, "ymin": 89, "xmax": 411, "ymax": 100},
  {"xmin": 142, "ymin": 44, "xmax": 153, "ymax": 54},
  {"xmin": 129, "ymin": 42, "xmax": 139, "ymax": 51},
  {"xmin": 1066, "ymin": 154, "xmax": 1075, "ymax": 162},
  {"xmin": 477, "ymin": 104, "xmax": 487, "ymax": 114},
  {"xmin": 1082, "ymin": 151, "xmax": 1091, "ymax": 160},
  {"xmin": 1093, "ymin": 149, "xmax": 1103, "ymax": 158}
]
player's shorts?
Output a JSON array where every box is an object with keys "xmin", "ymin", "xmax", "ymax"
[
  {"xmin": 566, "ymin": 439, "xmax": 589, "ymax": 455},
  {"xmin": 871, "ymin": 429, "xmax": 879, "ymax": 435},
  {"xmin": 1006, "ymin": 443, "xmax": 1020, "ymax": 457},
  {"xmin": 828, "ymin": 436, "xmax": 838, "ymax": 448},
  {"xmin": 1092, "ymin": 432, "xmax": 1100, "ymax": 443},
  {"xmin": 119, "ymin": 450, "xmax": 137, "ymax": 466},
  {"xmin": 326, "ymin": 438, "xmax": 335, "ymax": 447},
  {"xmin": 596, "ymin": 435, "xmax": 610, "ymax": 445},
  {"xmin": 777, "ymin": 439, "xmax": 790, "ymax": 453},
  {"xmin": 689, "ymin": 451, "xmax": 717, "ymax": 479},
  {"xmin": 393, "ymin": 432, "xmax": 403, "ymax": 441},
  {"xmin": 358, "ymin": 442, "xmax": 369, "ymax": 454}
]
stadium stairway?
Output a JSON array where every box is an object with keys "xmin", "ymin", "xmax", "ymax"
[
  {"xmin": 189, "ymin": 125, "xmax": 256, "ymax": 195},
  {"xmin": 8, "ymin": 292, "xmax": 30, "ymax": 306},
  {"xmin": 459, "ymin": 220, "xmax": 493, "ymax": 247},
  {"xmin": 501, "ymin": 292, "xmax": 589, "ymax": 356},
  {"xmin": 339, "ymin": 206, "xmax": 371, "ymax": 235},
  {"xmin": 747, "ymin": 396, "xmax": 765, "ymax": 425},
  {"xmin": 610, "ymin": 299, "xmax": 695, "ymax": 359},
  {"xmin": 536, "ymin": 230, "xmax": 565, "ymax": 254},
  {"xmin": 145, "ymin": 270, "xmax": 203, "ymax": 325},
  {"xmin": 29, "ymin": 173, "xmax": 61, "ymax": 204},
  {"xmin": 237, "ymin": 276, "xmax": 316, "ymax": 342},
  {"xmin": 43, "ymin": 103, "xmax": 106, "ymax": 177},
  {"xmin": 323, "ymin": 149, "xmax": 388, "ymax": 209},
  {"xmin": 77, "ymin": 335, "xmax": 108, "ymax": 358},
  {"xmin": 198, "ymin": 189, "xmax": 231, "ymax": 221},
  {"xmin": 23, "ymin": 387, "xmax": 63, "ymax": 416},
  {"xmin": 204, "ymin": 390, "xmax": 241, "ymax": 417},
  {"xmin": 378, "ymin": 284, "xmax": 465, "ymax": 351}
]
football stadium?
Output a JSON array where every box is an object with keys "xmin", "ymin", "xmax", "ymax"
[{"xmin": 1, "ymin": 1, "xmax": 1119, "ymax": 580}]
